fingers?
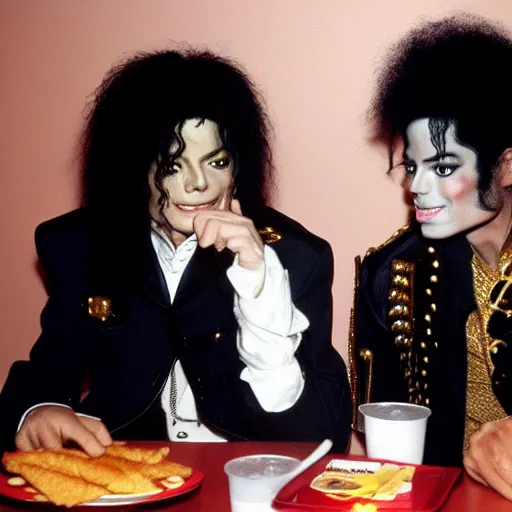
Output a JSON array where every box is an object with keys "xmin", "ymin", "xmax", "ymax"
[
  {"xmin": 464, "ymin": 451, "xmax": 512, "ymax": 500},
  {"xmin": 464, "ymin": 418, "xmax": 512, "ymax": 500},
  {"xmin": 37, "ymin": 425, "xmax": 64, "ymax": 451},
  {"xmin": 463, "ymin": 453, "xmax": 489, "ymax": 486},
  {"xmin": 230, "ymin": 198, "xmax": 243, "ymax": 216},
  {"xmin": 16, "ymin": 408, "xmax": 64, "ymax": 452},
  {"xmin": 193, "ymin": 209, "xmax": 264, "ymax": 270},
  {"xmin": 15, "ymin": 429, "xmax": 38, "ymax": 452},
  {"xmin": 61, "ymin": 422, "xmax": 107, "ymax": 457},
  {"xmin": 77, "ymin": 415, "xmax": 113, "ymax": 448},
  {"xmin": 193, "ymin": 209, "xmax": 245, "ymax": 241},
  {"xmin": 14, "ymin": 406, "xmax": 111, "ymax": 457}
]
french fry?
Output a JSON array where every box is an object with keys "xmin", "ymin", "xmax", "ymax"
[
  {"xmin": 311, "ymin": 463, "xmax": 415, "ymax": 501},
  {"xmin": 372, "ymin": 466, "xmax": 415, "ymax": 500}
]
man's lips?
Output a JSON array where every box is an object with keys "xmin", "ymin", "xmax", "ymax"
[
  {"xmin": 176, "ymin": 201, "xmax": 217, "ymax": 212},
  {"xmin": 415, "ymin": 206, "xmax": 444, "ymax": 222}
]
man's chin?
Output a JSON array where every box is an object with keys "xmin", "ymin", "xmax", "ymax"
[{"xmin": 420, "ymin": 224, "xmax": 457, "ymax": 240}]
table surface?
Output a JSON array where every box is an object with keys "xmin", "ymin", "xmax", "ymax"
[{"xmin": 0, "ymin": 441, "xmax": 510, "ymax": 511}]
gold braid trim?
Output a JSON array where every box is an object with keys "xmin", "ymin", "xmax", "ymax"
[
  {"xmin": 365, "ymin": 225, "xmax": 410, "ymax": 259},
  {"xmin": 348, "ymin": 256, "xmax": 361, "ymax": 430},
  {"xmin": 349, "ymin": 225, "xmax": 409, "ymax": 430}
]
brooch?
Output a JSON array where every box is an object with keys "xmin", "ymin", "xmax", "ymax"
[
  {"xmin": 258, "ymin": 226, "xmax": 282, "ymax": 245},
  {"xmin": 87, "ymin": 296, "xmax": 114, "ymax": 322}
]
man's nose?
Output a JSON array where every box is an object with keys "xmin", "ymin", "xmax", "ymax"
[
  {"xmin": 409, "ymin": 168, "xmax": 430, "ymax": 195},
  {"xmin": 184, "ymin": 165, "xmax": 207, "ymax": 193}
]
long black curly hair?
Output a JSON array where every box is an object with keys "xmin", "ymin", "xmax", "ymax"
[
  {"xmin": 370, "ymin": 14, "xmax": 512, "ymax": 208},
  {"xmin": 81, "ymin": 48, "xmax": 274, "ymax": 241}
]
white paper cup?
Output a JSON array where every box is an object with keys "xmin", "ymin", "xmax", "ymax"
[
  {"xmin": 359, "ymin": 402, "xmax": 432, "ymax": 464},
  {"xmin": 224, "ymin": 454, "xmax": 300, "ymax": 512}
]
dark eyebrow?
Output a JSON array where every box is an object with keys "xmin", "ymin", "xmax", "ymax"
[
  {"xmin": 200, "ymin": 146, "xmax": 227, "ymax": 162},
  {"xmin": 423, "ymin": 152, "xmax": 459, "ymax": 163}
]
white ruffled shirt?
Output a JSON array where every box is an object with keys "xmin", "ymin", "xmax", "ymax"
[
  {"xmin": 151, "ymin": 228, "xmax": 308, "ymax": 442},
  {"xmin": 19, "ymin": 228, "xmax": 309, "ymax": 442}
]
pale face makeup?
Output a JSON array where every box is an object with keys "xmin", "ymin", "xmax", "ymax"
[
  {"xmin": 404, "ymin": 118, "xmax": 499, "ymax": 240},
  {"xmin": 149, "ymin": 118, "xmax": 233, "ymax": 247}
]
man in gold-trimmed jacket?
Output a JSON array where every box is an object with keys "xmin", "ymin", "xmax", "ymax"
[{"xmin": 351, "ymin": 15, "xmax": 512, "ymax": 500}]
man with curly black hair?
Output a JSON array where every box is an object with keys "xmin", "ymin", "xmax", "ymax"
[
  {"xmin": 350, "ymin": 14, "xmax": 512, "ymax": 498},
  {"xmin": 0, "ymin": 49, "xmax": 351, "ymax": 456}
]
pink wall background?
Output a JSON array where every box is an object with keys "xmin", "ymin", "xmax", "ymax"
[{"xmin": 1, "ymin": 1, "xmax": 511, "ymax": 399}]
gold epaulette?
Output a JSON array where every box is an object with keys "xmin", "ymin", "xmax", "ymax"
[{"xmin": 364, "ymin": 225, "xmax": 411, "ymax": 259}]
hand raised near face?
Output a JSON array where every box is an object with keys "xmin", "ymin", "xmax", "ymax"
[
  {"xmin": 193, "ymin": 199, "xmax": 264, "ymax": 271},
  {"xmin": 15, "ymin": 405, "xmax": 112, "ymax": 457},
  {"xmin": 463, "ymin": 416, "xmax": 512, "ymax": 500}
]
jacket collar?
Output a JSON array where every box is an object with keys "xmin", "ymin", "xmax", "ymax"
[{"xmin": 173, "ymin": 246, "xmax": 234, "ymax": 307}]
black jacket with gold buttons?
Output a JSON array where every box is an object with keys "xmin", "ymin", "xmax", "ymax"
[
  {"xmin": 0, "ymin": 207, "xmax": 352, "ymax": 454},
  {"xmin": 348, "ymin": 224, "xmax": 512, "ymax": 467}
]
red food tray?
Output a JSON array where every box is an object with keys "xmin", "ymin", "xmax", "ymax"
[{"xmin": 273, "ymin": 456, "xmax": 461, "ymax": 512}]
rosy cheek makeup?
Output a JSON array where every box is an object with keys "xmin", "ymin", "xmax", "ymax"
[{"xmin": 440, "ymin": 173, "xmax": 475, "ymax": 202}]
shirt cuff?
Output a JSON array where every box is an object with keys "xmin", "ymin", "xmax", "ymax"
[
  {"xmin": 226, "ymin": 253, "xmax": 265, "ymax": 299},
  {"xmin": 228, "ymin": 245, "xmax": 309, "ymax": 336},
  {"xmin": 240, "ymin": 359, "xmax": 305, "ymax": 412}
]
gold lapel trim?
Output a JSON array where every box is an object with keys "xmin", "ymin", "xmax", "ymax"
[{"xmin": 365, "ymin": 225, "xmax": 410, "ymax": 259}]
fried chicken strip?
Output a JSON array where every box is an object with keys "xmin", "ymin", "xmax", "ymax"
[
  {"xmin": 3, "ymin": 450, "xmax": 158, "ymax": 494},
  {"xmin": 14, "ymin": 463, "xmax": 107, "ymax": 508},
  {"xmin": 98, "ymin": 454, "xmax": 193, "ymax": 479},
  {"xmin": 105, "ymin": 444, "xmax": 170, "ymax": 463}
]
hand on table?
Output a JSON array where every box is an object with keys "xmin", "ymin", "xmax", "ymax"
[
  {"xmin": 464, "ymin": 416, "xmax": 512, "ymax": 500},
  {"xmin": 193, "ymin": 199, "xmax": 264, "ymax": 271},
  {"xmin": 15, "ymin": 405, "xmax": 112, "ymax": 457}
]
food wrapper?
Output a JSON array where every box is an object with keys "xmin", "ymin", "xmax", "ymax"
[{"xmin": 310, "ymin": 460, "xmax": 415, "ymax": 502}]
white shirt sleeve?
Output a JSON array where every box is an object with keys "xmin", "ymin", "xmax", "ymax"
[{"xmin": 226, "ymin": 245, "xmax": 309, "ymax": 413}]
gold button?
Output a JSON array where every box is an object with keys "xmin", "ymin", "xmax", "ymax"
[
  {"xmin": 430, "ymin": 275, "xmax": 438, "ymax": 283},
  {"xmin": 392, "ymin": 319, "xmax": 411, "ymax": 332}
]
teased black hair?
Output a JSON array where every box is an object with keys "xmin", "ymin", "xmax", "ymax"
[
  {"xmin": 370, "ymin": 14, "xmax": 512, "ymax": 207},
  {"xmin": 81, "ymin": 48, "xmax": 274, "ymax": 241}
]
